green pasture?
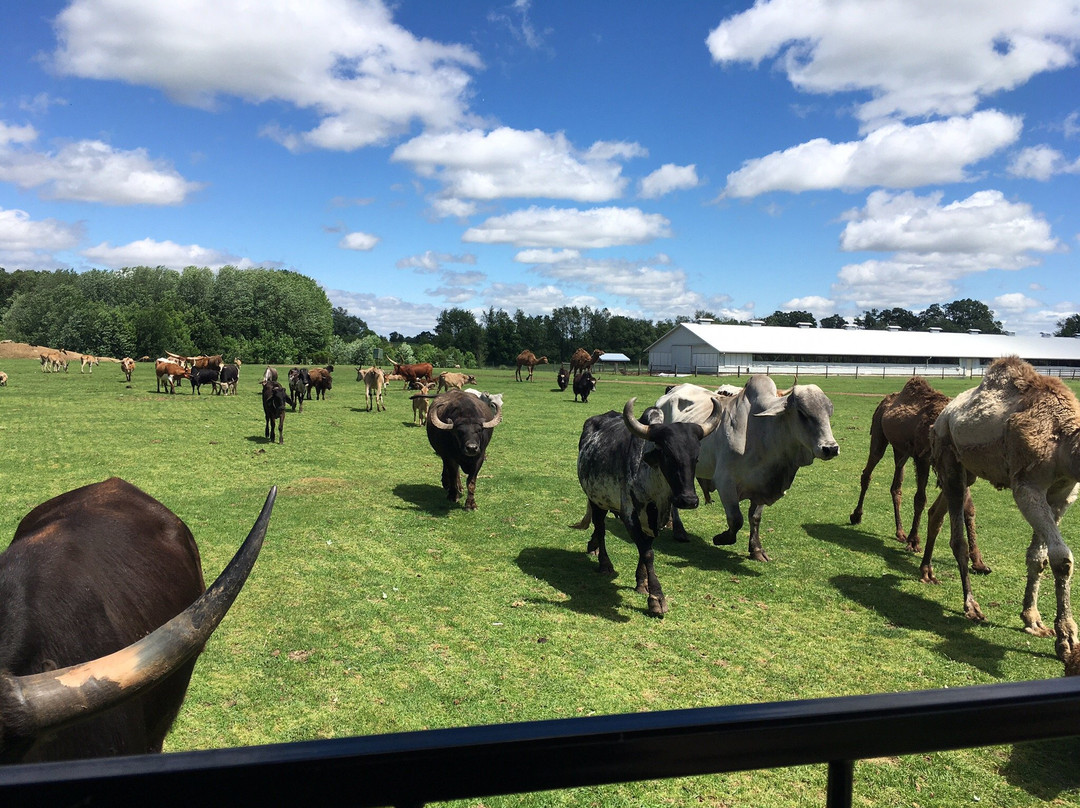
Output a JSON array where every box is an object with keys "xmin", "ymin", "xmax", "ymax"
[{"xmin": 1, "ymin": 359, "xmax": 1078, "ymax": 806}]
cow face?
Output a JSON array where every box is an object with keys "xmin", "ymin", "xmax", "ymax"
[
  {"xmin": 757, "ymin": 384, "xmax": 839, "ymax": 461},
  {"xmin": 626, "ymin": 399, "xmax": 721, "ymax": 510}
]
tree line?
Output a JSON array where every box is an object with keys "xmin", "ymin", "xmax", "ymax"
[{"xmin": 2, "ymin": 266, "xmax": 1074, "ymax": 367}]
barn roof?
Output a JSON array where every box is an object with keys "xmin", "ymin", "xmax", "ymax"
[{"xmin": 648, "ymin": 321, "xmax": 1080, "ymax": 363}]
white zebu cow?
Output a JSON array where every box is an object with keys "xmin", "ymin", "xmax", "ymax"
[{"xmin": 656, "ymin": 378, "xmax": 839, "ymax": 562}]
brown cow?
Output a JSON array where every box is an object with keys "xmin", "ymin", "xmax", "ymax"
[
  {"xmin": 515, "ymin": 350, "xmax": 548, "ymax": 382},
  {"xmin": 120, "ymin": 357, "xmax": 135, "ymax": 382},
  {"xmin": 156, "ymin": 361, "xmax": 190, "ymax": 394},
  {"xmin": 307, "ymin": 367, "xmax": 333, "ymax": 400},
  {"xmin": 390, "ymin": 360, "xmax": 434, "ymax": 389},
  {"xmin": 437, "ymin": 371, "xmax": 477, "ymax": 392},
  {"xmin": 569, "ymin": 348, "xmax": 604, "ymax": 377},
  {"xmin": 193, "ymin": 354, "xmax": 223, "ymax": 370},
  {"xmin": 361, "ymin": 366, "xmax": 386, "ymax": 412},
  {"xmin": 410, "ymin": 382, "xmax": 436, "ymax": 425},
  {"xmin": 0, "ymin": 370, "xmax": 7, "ymax": 387}
]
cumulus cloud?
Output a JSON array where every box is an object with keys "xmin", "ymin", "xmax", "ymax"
[
  {"xmin": 82, "ymin": 237, "xmax": 257, "ymax": 269},
  {"xmin": 0, "ymin": 207, "xmax": 83, "ymax": 268},
  {"xmin": 483, "ymin": 282, "xmax": 592, "ymax": 315},
  {"xmin": 639, "ymin": 164, "xmax": 700, "ymax": 198},
  {"xmin": 722, "ymin": 112, "xmax": 1021, "ymax": 198},
  {"xmin": 338, "ymin": 231, "xmax": 380, "ymax": 251},
  {"xmin": 428, "ymin": 197, "xmax": 478, "ymax": 219},
  {"xmin": 513, "ymin": 248, "xmax": 580, "ymax": 263},
  {"xmin": 707, "ymin": 0, "xmax": 1080, "ymax": 127},
  {"xmin": 392, "ymin": 127, "xmax": 645, "ymax": 202},
  {"xmin": 463, "ymin": 206, "xmax": 671, "ymax": 248},
  {"xmin": 326, "ymin": 288, "xmax": 444, "ymax": 336},
  {"xmin": 52, "ymin": 0, "xmax": 482, "ymax": 151},
  {"xmin": 1008, "ymin": 145, "xmax": 1080, "ymax": 180},
  {"xmin": 781, "ymin": 295, "xmax": 836, "ymax": 314},
  {"xmin": 396, "ymin": 250, "xmax": 477, "ymax": 272}
]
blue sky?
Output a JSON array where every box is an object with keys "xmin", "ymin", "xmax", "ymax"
[{"xmin": 1, "ymin": 1, "xmax": 1078, "ymax": 336}]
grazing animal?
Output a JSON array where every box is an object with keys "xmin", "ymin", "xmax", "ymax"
[
  {"xmin": 929, "ymin": 356, "xmax": 1080, "ymax": 665},
  {"xmin": 437, "ymin": 371, "xmax": 477, "ymax": 392},
  {"xmin": 287, "ymin": 367, "xmax": 307, "ymax": 411},
  {"xmin": 80, "ymin": 354, "xmax": 99, "ymax": 373},
  {"xmin": 425, "ymin": 389, "xmax": 502, "ymax": 510},
  {"xmin": 0, "ymin": 477, "xmax": 272, "ymax": 763},
  {"xmin": 263, "ymin": 366, "xmax": 278, "ymax": 383},
  {"xmin": 849, "ymin": 376, "xmax": 986, "ymax": 579},
  {"xmin": 386, "ymin": 373, "xmax": 405, "ymax": 385},
  {"xmin": 165, "ymin": 352, "xmax": 190, "ymax": 368},
  {"xmin": 574, "ymin": 398, "xmax": 722, "ymax": 615},
  {"xmin": 390, "ymin": 360, "xmax": 435, "ymax": 389},
  {"xmin": 556, "ymin": 366, "xmax": 569, "ymax": 391},
  {"xmin": 156, "ymin": 361, "xmax": 190, "ymax": 394},
  {"xmin": 362, "ymin": 366, "xmax": 387, "ymax": 412},
  {"xmin": 410, "ymin": 382, "xmax": 436, "ymax": 424},
  {"xmin": 120, "ymin": 357, "xmax": 135, "ymax": 382},
  {"xmin": 657, "ymin": 379, "xmax": 839, "ymax": 561},
  {"xmin": 261, "ymin": 380, "xmax": 293, "ymax": 443},
  {"xmin": 307, "ymin": 366, "xmax": 333, "ymax": 400},
  {"xmin": 40, "ymin": 351, "xmax": 68, "ymax": 373},
  {"xmin": 569, "ymin": 348, "xmax": 604, "ymax": 377},
  {"xmin": 192, "ymin": 355, "xmax": 223, "ymax": 370},
  {"xmin": 464, "ymin": 388, "xmax": 504, "ymax": 414},
  {"xmin": 573, "ymin": 370, "xmax": 597, "ymax": 402},
  {"xmin": 217, "ymin": 363, "xmax": 239, "ymax": 395},
  {"xmin": 515, "ymin": 350, "xmax": 549, "ymax": 381},
  {"xmin": 0, "ymin": 371, "xmax": 7, "ymax": 387},
  {"xmin": 188, "ymin": 365, "xmax": 220, "ymax": 395}
]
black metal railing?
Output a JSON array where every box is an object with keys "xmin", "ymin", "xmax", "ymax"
[{"xmin": 3, "ymin": 677, "xmax": 1078, "ymax": 807}]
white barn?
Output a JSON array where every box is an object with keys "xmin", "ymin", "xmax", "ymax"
[{"xmin": 647, "ymin": 321, "xmax": 1080, "ymax": 378}]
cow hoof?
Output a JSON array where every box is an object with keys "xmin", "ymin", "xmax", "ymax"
[
  {"xmin": 712, "ymin": 532, "xmax": 737, "ymax": 546},
  {"xmin": 849, "ymin": 512, "xmax": 861, "ymax": 525},
  {"xmin": 647, "ymin": 595, "xmax": 668, "ymax": 616}
]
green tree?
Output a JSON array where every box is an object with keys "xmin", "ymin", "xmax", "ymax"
[
  {"xmin": 943, "ymin": 298, "xmax": 1003, "ymax": 334},
  {"xmin": 1055, "ymin": 314, "xmax": 1080, "ymax": 337},
  {"xmin": 764, "ymin": 310, "xmax": 817, "ymax": 328},
  {"xmin": 482, "ymin": 307, "xmax": 518, "ymax": 366},
  {"xmin": 332, "ymin": 306, "xmax": 369, "ymax": 340},
  {"xmin": 820, "ymin": 314, "xmax": 848, "ymax": 329},
  {"xmin": 434, "ymin": 308, "xmax": 483, "ymax": 362}
]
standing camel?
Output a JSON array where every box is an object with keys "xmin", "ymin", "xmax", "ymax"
[
  {"xmin": 930, "ymin": 356, "xmax": 1080, "ymax": 666},
  {"xmin": 849, "ymin": 376, "xmax": 987, "ymax": 581},
  {"xmin": 515, "ymin": 350, "xmax": 549, "ymax": 382},
  {"xmin": 569, "ymin": 348, "xmax": 604, "ymax": 377}
]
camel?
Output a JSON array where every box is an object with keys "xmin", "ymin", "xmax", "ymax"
[
  {"xmin": 515, "ymin": 350, "xmax": 549, "ymax": 382},
  {"xmin": 930, "ymin": 356, "xmax": 1080, "ymax": 665},
  {"xmin": 850, "ymin": 376, "xmax": 988, "ymax": 581},
  {"xmin": 569, "ymin": 348, "xmax": 604, "ymax": 377}
]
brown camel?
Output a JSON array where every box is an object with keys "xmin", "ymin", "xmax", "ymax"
[
  {"xmin": 849, "ymin": 376, "xmax": 988, "ymax": 582},
  {"xmin": 569, "ymin": 348, "xmax": 604, "ymax": 377},
  {"xmin": 930, "ymin": 356, "xmax": 1080, "ymax": 666},
  {"xmin": 515, "ymin": 350, "xmax": 549, "ymax": 381}
]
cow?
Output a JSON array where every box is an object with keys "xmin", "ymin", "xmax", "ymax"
[
  {"xmin": 189, "ymin": 365, "xmax": 220, "ymax": 395},
  {"xmin": 425, "ymin": 389, "xmax": 502, "ymax": 510},
  {"xmin": 261, "ymin": 380, "xmax": 294, "ymax": 444},
  {"xmin": 80, "ymin": 354, "xmax": 99, "ymax": 373},
  {"xmin": 557, "ymin": 366, "xmax": 569, "ymax": 391},
  {"xmin": 464, "ymin": 388, "xmax": 504, "ymax": 414},
  {"xmin": 390, "ymin": 360, "xmax": 435, "ymax": 389},
  {"xmin": 287, "ymin": 367, "xmax": 307, "ymax": 411},
  {"xmin": 217, "ymin": 363, "xmax": 239, "ymax": 396},
  {"xmin": 515, "ymin": 350, "xmax": 549, "ymax": 382},
  {"xmin": 193, "ymin": 355, "xmax": 223, "ymax": 370},
  {"xmin": 263, "ymin": 366, "xmax": 278, "ymax": 383},
  {"xmin": 307, "ymin": 366, "xmax": 332, "ymax": 400},
  {"xmin": 387, "ymin": 373, "xmax": 405, "ymax": 385},
  {"xmin": 929, "ymin": 356, "xmax": 1080, "ymax": 666},
  {"xmin": 361, "ymin": 366, "xmax": 387, "ymax": 412},
  {"xmin": 573, "ymin": 397, "xmax": 723, "ymax": 616},
  {"xmin": 437, "ymin": 371, "xmax": 477, "ymax": 392},
  {"xmin": 120, "ymin": 357, "xmax": 135, "ymax": 382},
  {"xmin": 156, "ymin": 361, "xmax": 190, "ymax": 394},
  {"xmin": 849, "ymin": 376, "xmax": 986, "ymax": 581},
  {"xmin": 0, "ymin": 371, "xmax": 7, "ymax": 387},
  {"xmin": 165, "ymin": 351, "xmax": 190, "ymax": 368},
  {"xmin": 657, "ymin": 378, "xmax": 839, "ymax": 562},
  {"xmin": 0, "ymin": 477, "xmax": 273, "ymax": 763},
  {"xmin": 569, "ymin": 348, "xmax": 604, "ymax": 377},
  {"xmin": 410, "ymin": 382, "xmax": 436, "ymax": 425},
  {"xmin": 573, "ymin": 371, "xmax": 597, "ymax": 403}
]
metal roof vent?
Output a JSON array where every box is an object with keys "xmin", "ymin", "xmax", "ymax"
[
  {"xmin": 749, "ymin": 319, "xmax": 765, "ymax": 327},
  {"xmin": 928, "ymin": 327, "xmax": 942, "ymax": 333},
  {"xmin": 796, "ymin": 322, "xmax": 813, "ymax": 329},
  {"xmin": 967, "ymin": 328, "xmax": 981, "ymax": 335},
  {"xmin": 696, "ymin": 317, "xmax": 714, "ymax": 324},
  {"xmin": 886, "ymin": 325, "xmax": 901, "ymax": 332}
]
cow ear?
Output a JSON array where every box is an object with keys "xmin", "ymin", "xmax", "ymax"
[{"xmin": 642, "ymin": 447, "xmax": 662, "ymax": 467}]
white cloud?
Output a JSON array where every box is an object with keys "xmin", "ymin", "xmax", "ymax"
[
  {"xmin": 0, "ymin": 207, "xmax": 83, "ymax": 267},
  {"xmin": 462, "ymin": 206, "xmax": 671, "ymax": 248},
  {"xmin": 326, "ymin": 288, "xmax": 443, "ymax": 336},
  {"xmin": 0, "ymin": 122, "xmax": 38, "ymax": 146},
  {"xmin": 428, "ymin": 197, "xmax": 478, "ymax": 219},
  {"xmin": 488, "ymin": 0, "xmax": 550, "ymax": 52},
  {"xmin": 396, "ymin": 250, "xmax": 477, "ymax": 272},
  {"xmin": 1008, "ymin": 145, "xmax": 1080, "ymax": 179},
  {"xmin": 781, "ymin": 295, "xmax": 836, "ymax": 314},
  {"xmin": 82, "ymin": 237, "xmax": 257, "ymax": 269},
  {"xmin": 52, "ymin": 0, "xmax": 482, "ymax": 151},
  {"xmin": 514, "ymin": 248, "xmax": 580, "ymax": 264},
  {"xmin": 707, "ymin": 0, "xmax": 1080, "ymax": 127},
  {"xmin": 639, "ymin": 163, "xmax": 700, "ymax": 198},
  {"xmin": 393, "ymin": 127, "xmax": 645, "ymax": 202},
  {"xmin": 338, "ymin": 231, "xmax": 380, "ymax": 251},
  {"xmin": 993, "ymin": 291, "xmax": 1042, "ymax": 312},
  {"xmin": 483, "ymin": 282, "xmax": 589, "ymax": 316},
  {"xmin": 723, "ymin": 112, "xmax": 1021, "ymax": 198}
]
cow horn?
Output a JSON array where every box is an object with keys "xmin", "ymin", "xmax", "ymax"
[
  {"xmin": 623, "ymin": 398, "xmax": 651, "ymax": 438},
  {"xmin": 700, "ymin": 397, "xmax": 723, "ymax": 438},
  {"xmin": 428, "ymin": 402, "xmax": 454, "ymax": 430},
  {"xmin": 481, "ymin": 400, "xmax": 502, "ymax": 430},
  {"xmin": 0, "ymin": 486, "xmax": 276, "ymax": 743}
]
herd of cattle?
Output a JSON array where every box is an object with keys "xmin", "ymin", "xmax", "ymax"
[{"xmin": 3, "ymin": 349, "xmax": 1080, "ymax": 767}]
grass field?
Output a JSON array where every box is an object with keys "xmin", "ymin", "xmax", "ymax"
[{"xmin": 1, "ymin": 359, "xmax": 1079, "ymax": 806}]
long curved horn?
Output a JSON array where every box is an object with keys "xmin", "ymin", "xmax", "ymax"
[
  {"xmin": 481, "ymin": 400, "xmax": 502, "ymax": 430},
  {"xmin": 428, "ymin": 401, "xmax": 453, "ymax": 430},
  {"xmin": 700, "ymin": 397, "xmax": 724, "ymax": 438},
  {"xmin": 623, "ymin": 398, "xmax": 651, "ymax": 439},
  {"xmin": 0, "ymin": 486, "xmax": 276, "ymax": 742}
]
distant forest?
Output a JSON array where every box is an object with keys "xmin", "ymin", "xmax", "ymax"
[{"xmin": 1, "ymin": 266, "xmax": 1077, "ymax": 367}]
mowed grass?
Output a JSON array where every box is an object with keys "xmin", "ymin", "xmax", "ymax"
[{"xmin": 1, "ymin": 360, "xmax": 1079, "ymax": 806}]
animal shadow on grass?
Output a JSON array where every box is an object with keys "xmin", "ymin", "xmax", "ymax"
[
  {"xmin": 515, "ymin": 546, "xmax": 630, "ymax": 623},
  {"xmin": 659, "ymin": 526, "xmax": 763, "ymax": 577},
  {"xmin": 805, "ymin": 521, "xmax": 932, "ymax": 578},
  {"xmin": 1002, "ymin": 736, "xmax": 1080, "ymax": 800},
  {"xmin": 393, "ymin": 482, "xmax": 458, "ymax": 514}
]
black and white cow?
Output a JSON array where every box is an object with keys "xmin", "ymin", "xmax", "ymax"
[
  {"xmin": 573, "ymin": 370, "xmax": 596, "ymax": 403},
  {"xmin": 574, "ymin": 397, "xmax": 722, "ymax": 615}
]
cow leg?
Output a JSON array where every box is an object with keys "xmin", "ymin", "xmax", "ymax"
[
  {"xmin": 888, "ymin": 452, "xmax": 908, "ymax": 544},
  {"xmin": 441, "ymin": 459, "xmax": 462, "ymax": 504},
  {"xmin": 629, "ymin": 513, "xmax": 666, "ymax": 616},
  {"xmin": 464, "ymin": 470, "xmax": 479, "ymax": 510},
  {"xmin": 670, "ymin": 505, "xmax": 690, "ymax": 543},
  {"xmin": 712, "ymin": 481, "xmax": 742, "ymax": 546},
  {"xmin": 746, "ymin": 501, "xmax": 770, "ymax": 562},
  {"xmin": 587, "ymin": 503, "xmax": 615, "ymax": 575},
  {"xmin": 849, "ymin": 422, "xmax": 888, "ymax": 525},
  {"xmin": 265, "ymin": 416, "xmax": 272, "ymax": 441},
  {"xmin": 277, "ymin": 413, "xmax": 285, "ymax": 444}
]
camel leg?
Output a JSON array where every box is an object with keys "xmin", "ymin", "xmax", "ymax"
[
  {"xmin": 906, "ymin": 456, "xmax": 931, "ymax": 553},
  {"xmin": 937, "ymin": 453, "xmax": 984, "ymax": 620},
  {"xmin": 1013, "ymin": 483, "xmax": 1073, "ymax": 653},
  {"xmin": 850, "ymin": 422, "xmax": 888, "ymax": 526},
  {"xmin": 920, "ymin": 492, "xmax": 945, "ymax": 583},
  {"xmin": 889, "ymin": 453, "xmax": 909, "ymax": 544},
  {"xmin": 962, "ymin": 489, "xmax": 990, "ymax": 574}
]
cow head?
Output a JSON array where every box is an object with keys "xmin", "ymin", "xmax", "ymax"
[
  {"xmin": 428, "ymin": 395, "xmax": 502, "ymax": 457},
  {"xmin": 756, "ymin": 384, "xmax": 839, "ymax": 461}
]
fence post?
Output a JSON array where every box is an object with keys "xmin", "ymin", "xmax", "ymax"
[{"xmin": 826, "ymin": 760, "xmax": 854, "ymax": 808}]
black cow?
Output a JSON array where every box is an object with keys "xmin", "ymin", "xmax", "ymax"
[
  {"xmin": 189, "ymin": 365, "xmax": 220, "ymax": 395},
  {"xmin": 288, "ymin": 368, "xmax": 307, "ymax": 412},
  {"xmin": 425, "ymin": 389, "xmax": 502, "ymax": 510},
  {"xmin": 557, "ymin": 366, "xmax": 569, "ymax": 391},
  {"xmin": 216, "ymin": 363, "xmax": 239, "ymax": 395},
  {"xmin": 0, "ymin": 477, "xmax": 274, "ymax": 763},
  {"xmin": 573, "ymin": 370, "xmax": 596, "ymax": 402},
  {"xmin": 574, "ymin": 398, "xmax": 721, "ymax": 615},
  {"xmin": 261, "ymin": 380, "xmax": 294, "ymax": 444}
]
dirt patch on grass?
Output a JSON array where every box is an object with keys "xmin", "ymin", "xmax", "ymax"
[{"xmin": 0, "ymin": 341, "xmax": 119, "ymax": 362}]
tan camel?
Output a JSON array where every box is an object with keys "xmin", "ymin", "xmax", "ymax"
[
  {"xmin": 514, "ymin": 350, "xmax": 548, "ymax": 381},
  {"xmin": 569, "ymin": 348, "xmax": 603, "ymax": 376}
]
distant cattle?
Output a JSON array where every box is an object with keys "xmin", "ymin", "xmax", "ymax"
[
  {"xmin": 657, "ymin": 379, "xmax": 839, "ymax": 562},
  {"xmin": 390, "ymin": 360, "xmax": 434, "ymax": 388},
  {"xmin": 263, "ymin": 366, "xmax": 278, "ymax": 383},
  {"xmin": 0, "ymin": 370, "xmax": 7, "ymax": 387},
  {"xmin": 120, "ymin": 357, "xmax": 135, "ymax": 382},
  {"xmin": 464, "ymin": 387, "xmax": 504, "ymax": 414},
  {"xmin": 410, "ymin": 382, "xmax": 436, "ymax": 424},
  {"xmin": 425, "ymin": 389, "xmax": 502, "ymax": 510},
  {"xmin": 80, "ymin": 354, "xmax": 99, "ymax": 373},
  {"xmin": 556, "ymin": 366, "xmax": 569, "ymax": 391},
  {"xmin": 574, "ymin": 397, "xmax": 722, "ymax": 615},
  {"xmin": 287, "ymin": 367, "xmax": 307, "ymax": 411},
  {"xmin": 515, "ymin": 350, "xmax": 548, "ymax": 382},
  {"xmin": 307, "ymin": 367, "xmax": 332, "ymax": 400},
  {"xmin": 192, "ymin": 355, "xmax": 223, "ymax": 370},
  {"xmin": 261, "ymin": 380, "xmax": 293, "ymax": 443},
  {"xmin": 569, "ymin": 348, "xmax": 604, "ymax": 377},
  {"xmin": 573, "ymin": 371, "xmax": 597, "ymax": 403},
  {"xmin": 156, "ymin": 360, "xmax": 190, "ymax": 394},
  {"xmin": 165, "ymin": 352, "xmax": 190, "ymax": 368},
  {"xmin": 361, "ymin": 366, "xmax": 387, "ymax": 412},
  {"xmin": 437, "ymin": 371, "xmax": 477, "ymax": 392},
  {"xmin": 217, "ymin": 364, "xmax": 239, "ymax": 396},
  {"xmin": 0, "ymin": 477, "xmax": 272, "ymax": 763},
  {"xmin": 189, "ymin": 366, "xmax": 220, "ymax": 395}
]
